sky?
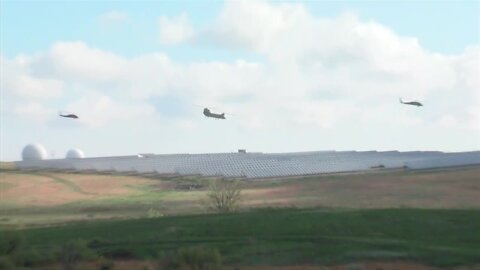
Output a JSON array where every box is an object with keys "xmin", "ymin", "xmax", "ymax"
[{"xmin": 1, "ymin": 0, "xmax": 479, "ymax": 161}]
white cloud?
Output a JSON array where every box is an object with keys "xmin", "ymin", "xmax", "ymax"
[
  {"xmin": 5, "ymin": 74, "xmax": 63, "ymax": 100},
  {"xmin": 27, "ymin": 41, "xmax": 127, "ymax": 83},
  {"xmin": 201, "ymin": 0, "xmax": 479, "ymax": 131},
  {"xmin": 66, "ymin": 92, "xmax": 155, "ymax": 128},
  {"xmin": 210, "ymin": 0, "xmax": 311, "ymax": 52},
  {"xmin": 176, "ymin": 119, "xmax": 199, "ymax": 131},
  {"xmin": 13, "ymin": 102, "xmax": 55, "ymax": 124},
  {"xmin": 467, "ymin": 107, "xmax": 480, "ymax": 131},
  {"xmin": 99, "ymin": 10, "xmax": 128, "ymax": 24},
  {"xmin": 2, "ymin": 0, "xmax": 478, "ymax": 145},
  {"xmin": 1, "ymin": 57, "xmax": 63, "ymax": 100},
  {"xmin": 159, "ymin": 13, "xmax": 194, "ymax": 45},
  {"xmin": 437, "ymin": 115, "xmax": 458, "ymax": 129},
  {"xmin": 286, "ymin": 101, "xmax": 358, "ymax": 129}
]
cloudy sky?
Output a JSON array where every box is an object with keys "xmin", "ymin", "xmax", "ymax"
[{"xmin": 1, "ymin": 0, "xmax": 479, "ymax": 161}]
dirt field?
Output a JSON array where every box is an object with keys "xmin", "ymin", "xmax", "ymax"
[
  {"xmin": 1, "ymin": 166, "xmax": 479, "ymax": 227},
  {"xmin": 0, "ymin": 171, "xmax": 157, "ymax": 206},
  {"xmin": 241, "ymin": 167, "xmax": 480, "ymax": 209}
]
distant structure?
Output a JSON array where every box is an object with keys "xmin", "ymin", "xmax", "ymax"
[
  {"xmin": 137, "ymin": 153, "xmax": 155, "ymax": 158},
  {"xmin": 22, "ymin": 144, "xmax": 47, "ymax": 161},
  {"xmin": 66, "ymin": 148, "xmax": 85, "ymax": 159},
  {"xmin": 15, "ymin": 150, "xmax": 480, "ymax": 179}
]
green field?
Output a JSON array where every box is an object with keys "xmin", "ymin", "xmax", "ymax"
[{"xmin": 2, "ymin": 208, "xmax": 480, "ymax": 269}]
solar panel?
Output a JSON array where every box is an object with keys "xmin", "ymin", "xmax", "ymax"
[{"xmin": 13, "ymin": 151, "xmax": 480, "ymax": 179}]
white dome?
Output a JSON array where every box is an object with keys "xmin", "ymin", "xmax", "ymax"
[
  {"xmin": 22, "ymin": 144, "xmax": 47, "ymax": 161},
  {"xmin": 66, "ymin": 148, "xmax": 84, "ymax": 159}
]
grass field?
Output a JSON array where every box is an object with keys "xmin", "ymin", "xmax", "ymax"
[
  {"xmin": 3, "ymin": 208, "xmax": 480, "ymax": 269},
  {"xmin": 1, "ymin": 167, "xmax": 480, "ymax": 227},
  {"xmin": 1, "ymin": 167, "xmax": 480, "ymax": 269}
]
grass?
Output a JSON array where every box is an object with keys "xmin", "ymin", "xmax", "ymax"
[
  {"xmin": 5, "ymin": 208, "xmax": 480, "ymax": 268},
  {"xmin": 0, "ymin": 162, "xmax": 15, "ymax": 170},
  {"xmin": 2, "ymin": 168, "xmax": 480, "ymax": 268},
  {"xmin": 0, "ymin": 181, "xmax": 15, "ymax": 191},
  {"xmin": 2, "ymin": 167, "xmax": 480, "ymax": 228}
]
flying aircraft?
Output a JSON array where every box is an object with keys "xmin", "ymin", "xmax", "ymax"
[
  {"xmin": 59, "ymin": 112, "xmax": 79, "ymax": 119},
  {"xmin": 203, "ymin": 108, "xmax": 226, "ymax": 119},
  {"xmin": 399, "ymin": 98, "xmax": 423, "ymax": 107}
]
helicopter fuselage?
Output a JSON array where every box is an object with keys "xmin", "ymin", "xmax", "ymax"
[
  {"xmin": 203, "ymin": 108, "xmax": 226, "ymax": 119},
  {"xmin": 400, "ymin": 99, "xmax": 423, "ymax": 107},
  {"xmin": 60, "ymin": 114, "xmax": 79, "ymax": 119}
]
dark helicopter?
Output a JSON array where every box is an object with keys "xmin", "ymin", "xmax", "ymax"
[
  {"xmin": 399, "ymin": 98, "xmax": 423, "ymax": 107},
  {"xmin": 203, "ymin": 108, "xmax": 226, "ymax": 119},
  {"xmin": 59, "ymin": 112, "xmax": 79, "ymax": 119}
]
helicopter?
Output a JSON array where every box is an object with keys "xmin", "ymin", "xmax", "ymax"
[
  {"xmin": 59, "ymin": 112, "xmax": 79, "ymax": 119},
  {"xmin": 203, "ymin": 108, "xmax": 226, "ymax": 119},
  {"xmin": 399, "ymin": 98, "xmax": 423, "ymax": 107}
]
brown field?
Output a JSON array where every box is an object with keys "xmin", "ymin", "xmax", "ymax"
[
  {"xmin": 1, "ymin": 166, "xmax": 479, "ymax": 227},
  {"xmin": 0, "ymin": 172, "xmax": 158, "ymax": 206},
  {"xmin": 0, "ymin": 161, "xmax": 15, "ymax": 170},
  {"xmin": 241, "ymin": 167, "xmax": 480, "ymax": 209}
]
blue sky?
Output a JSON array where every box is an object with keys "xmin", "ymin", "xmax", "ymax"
[
  {"xmin": 1, "ymin": 0, "xmax": 479, "ymax": 161},
  {"xmin": 3, "ymin": 1, "xmax": 478, "ymax": 57}
]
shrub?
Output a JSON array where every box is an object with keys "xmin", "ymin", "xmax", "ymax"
[
  {"xmin": 57, "ymin": 240, "xmax": 96, "ymax": 270},
  {"xmin": 147, "ymin": 208, "xmax": 163, "ymax": 218},
  {"xmin": 0, "ymin": 232, "xmax": 24, "ymax": 256},
  {"xmin": 207, "ymin": 178, "xmax": 242, "ymax": 213},
  {"xmin": 88, "ymin": 239, "xmax": 104, "ymax": 248},
  {"xmin": 12, "ymin": 248, "xmax": 42, "ymax": 267},
  {"xmin": 97, "ymin": 256, "xmax": 115, "ymax": 270},
  {"xmin": 102, "ymin": 248, "xmax": 136, "ymax": 259},
  {"xmin": 0, "ymin": 256, "xmax": 14, "ymax": 270},
  {"xmin": 159, "ymin": 246, "xmax": 222, "ymax": 270}
]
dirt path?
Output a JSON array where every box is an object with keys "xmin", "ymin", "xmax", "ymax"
[{"xmin": 38, "ymin": 173, "xmax": 94, "ymax": 195}]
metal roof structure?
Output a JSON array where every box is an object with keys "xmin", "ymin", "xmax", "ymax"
[{"xmin": 14, "ymin": 150, "xmax": 480, "ymax": 179}]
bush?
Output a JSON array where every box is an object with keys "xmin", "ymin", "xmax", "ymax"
[
  {"xmin": 159, "ymin": 246, "xmax": 222, "ymax": 270},
  {"xmin": 102, "ymin": 248, "xmax": 136, "ymax": 259},
  {"xmin": 0, "ymin": 256, "xmax": 14, "ymax": 270},
  {"xmin": 147, "ymin": 208, "xmax": 163, "ymax": 218},
  {"xmin": 0, "ymin": 231, "xmax": 50, "ymax": 268},
  {"xmin": 0, "ymin": 232, "xmax": 24, "ymax": 256},
  {"xmin": 88, "ymin": 239, "xmax": 104, "ymax": 248},
  {"xmin": 57, "ymin": 240, "xmax": 96, "ymax": 270},
  {"xmin": 12, "ymin": 248, "xmax": 42, "ymax": 267},
  {"xmin": 207, "ymin": 178, "xmax": 242, "ymax": 213},
  {"xmin": 97, "ymin": 256, "xmax": 115, "ymax": 270}
]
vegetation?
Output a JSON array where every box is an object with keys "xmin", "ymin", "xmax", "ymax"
[
  {"xmin": 2, "ymin": 167, "xmax": 480, "ymax": 228},
  {"xmin": 0, "ymin": 232, "xmax": 48, "ymax": 269},
  {"xmin": 2, "ymin": 168, "xmax": 480, "ymax": 268},
  {"xmin": 1, "ymin": 208, "xmax": 479, "ymax": 268},
  {"xmin": 158, "ymin": 247, "xmax": 222, "ymax": 270},
  {"xmin": 207, "ymin": 178, "xmax": 242, "ymax": 213},
  {"xmin": 0, "ymin": 256, "xmax": 15, "ymax": 270},
  {"xmin": 0, "ymin": 162, "xmax": 16, "ymax": 171},
  {"xmin": 57, "ymin": 240, "xmax": 95, "ymax": 270}
]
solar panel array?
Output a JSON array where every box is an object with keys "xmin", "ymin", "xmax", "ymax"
[{"xmin": 14, "ymin": 150, "xmax": 480, "ymax": 179}]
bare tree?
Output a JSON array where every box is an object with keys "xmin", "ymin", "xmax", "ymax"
[
  {"xmin": 207, "ymin": 178, "xmax": 242, "ymax": 213},
  {"xmin": 58, "ymin": 240, "xmax": 93, "ymax": 270}
]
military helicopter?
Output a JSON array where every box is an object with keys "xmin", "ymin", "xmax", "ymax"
[
  {"xmin": 203, "ymin": 108, "xmax": 226, "ymax": 119},
  {"xmin": 59, "ymin": 111, "xmax": 79, "ymax": 119},
  {"xmin": 399, "ymin": 98, "xmax": 423, "ymax": 107}
]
